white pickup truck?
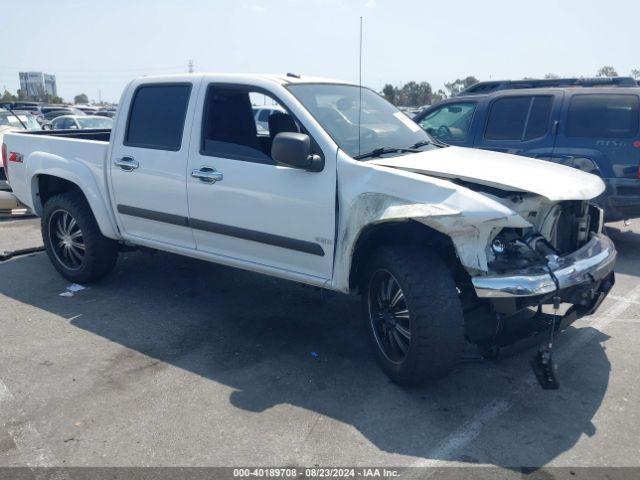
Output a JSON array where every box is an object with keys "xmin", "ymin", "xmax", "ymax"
[{"xmin": 2, "ymin": 73, "xmax": 616, "ymax": 385}]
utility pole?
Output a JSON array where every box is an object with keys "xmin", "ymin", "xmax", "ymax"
[
  {"xmin": 188, "ymin": 59, "xmax": 194, "ymax": 74},
  {"xmin": 98, "ymin": 89, "xmax": 102, "ymax": 104}
]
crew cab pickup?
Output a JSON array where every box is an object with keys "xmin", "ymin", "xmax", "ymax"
[{"xmin": 2, "ymin": 73, "xmax": 616, "ymax": 385}]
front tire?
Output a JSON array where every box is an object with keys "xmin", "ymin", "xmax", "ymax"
[
  {"xmin": 362, "ymin": 247, "xmax": 465, "ymax": 386},
  {"xmin": 42, "ymin": 192, "xmax": 118, "ymax": 283}
]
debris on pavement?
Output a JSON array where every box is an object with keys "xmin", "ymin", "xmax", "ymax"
[{"xmin": 59, "ymin": 283, "xmax": 87, "ymax": 297}]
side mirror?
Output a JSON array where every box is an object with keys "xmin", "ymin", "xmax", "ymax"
[
  {"xmin": 271, "ymin": 132, "xmax": 323, "ymax": 172},
  {"xmin": 42, "ymin": 123, "xmax": 52, "ymax": 130}
]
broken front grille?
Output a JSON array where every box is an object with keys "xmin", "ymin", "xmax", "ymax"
[{"xmin": 551, "ymin": 201, "xmax": 601, "ymax": 255}]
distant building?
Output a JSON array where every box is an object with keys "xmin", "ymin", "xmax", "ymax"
[{"xmin": 19, "ymin": 72, "xmax": 58, "ymax": 99}]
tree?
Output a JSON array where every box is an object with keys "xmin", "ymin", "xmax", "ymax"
[
  {"xmin": 544, "ymin": 73, "xmax": 560, "ymax": 79},
  {"xmin": 396, "ymin": 81, "xmax": 432, "ymax": 107},
  {"xmin": 596, "ymin": 66, "xmax": 618, "ymax": 77},
  {"xmin": 415, "ymin": 81, "xmax": 432, "ymax": 106},
  {"xmin": 1, "ymin": 90, "xmax": 17, "ymax": 103},
  {"xmin": 444, "ymin": 76, "xmax": 479, "ymax": 97},
  {"xmin": 631, "ymin": 69, "xmax": 640, "ymax": 80},
  {"xmin": 382, "ymin": 84, "xmax": 397, "ymax": 104},
  {"xmin": 431, "ymin": 89, "xmax": 447, "ymax": 104},
  {"xmin": 74, "ymin": 93, "xmax": 89, "ymax": 104}
]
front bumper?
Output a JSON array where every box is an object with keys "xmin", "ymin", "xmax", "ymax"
[
  {"xmin": 598, "ymin": 178, "xmax": 640, "ymax": 222},
  {"xmin": 472, "ymin": 234, "xmax": 616, "ymax": 299}
]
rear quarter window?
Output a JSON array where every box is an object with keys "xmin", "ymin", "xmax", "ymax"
[
  {"xmin": 125, "ymin": 83, "xmax": 191, "ymax": 150},
  {"xmin": 566, "ymin": 94, "xmax": 640, "ymax": 138}
]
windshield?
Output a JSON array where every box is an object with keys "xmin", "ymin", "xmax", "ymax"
[
  {"xmin": 287, "ymin": 83, "xmax": 437, "ymax": 158},
  {"xmin": 77, "ymin": 117, "xmax": 113, "ymax": 129},
  {"xmin": 0, "ymin": 112, "xmax": 40, "ymax": 131},
  {"xmin": 22, "ymin": 115, "xmax": 41, "ymax": 130}
]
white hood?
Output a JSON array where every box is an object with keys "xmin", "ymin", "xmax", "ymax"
[{"xmin": 369, "ymin": 146, "xmax": 605, "ymax": 201}]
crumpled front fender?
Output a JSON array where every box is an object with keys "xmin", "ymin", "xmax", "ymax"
[{"xmin": 333, "ymin": 153, "xmax": 531, "ymax": 292}]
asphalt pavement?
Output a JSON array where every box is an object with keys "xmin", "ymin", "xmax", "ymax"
[{"xmin": 0, "ymin": 215, "xmax": 639, "ymax": 474}]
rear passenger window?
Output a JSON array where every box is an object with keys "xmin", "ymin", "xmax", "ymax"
[
  {"xmin": 485, "ymin": 96, "xmax": 553, "ymax": 141},
  {"xmin": 566, "ymin": 94, "xmax": 639, "ymax": 138},
  {"xmin": 485, "ymin": 97, "xmax": 530, "ymax": 140},
  {"xmin": 524, "ymin": 96, "xmax": 553, "ymax": 140},
  {"xmin": 125, "ymin": 84, "xmax": 191, "ymax": 150}
]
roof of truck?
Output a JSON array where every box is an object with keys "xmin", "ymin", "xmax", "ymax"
[{"xmin": 137, "ymin": 73, "xmax": 354, "ymax": 86}]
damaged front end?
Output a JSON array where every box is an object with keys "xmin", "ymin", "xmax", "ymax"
[{"xmin": 464, "ymin": 196, "xmax": 616, "ymax": 354}]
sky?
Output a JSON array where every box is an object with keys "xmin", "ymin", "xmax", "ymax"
[{"xmin": 1, "ymin": 0, "xmax": 638, "ymax": 103}]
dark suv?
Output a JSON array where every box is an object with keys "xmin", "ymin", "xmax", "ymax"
[{"xmin": 413, "ymin": 77, "xmax": 640, "ymax": 221}]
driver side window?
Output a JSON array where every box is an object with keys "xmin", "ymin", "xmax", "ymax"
[
  {"xmin": 419, "ymin": 102, "xmax": 476, "ymax": 143},
  {"xmin": 201, "ymin": 86, "xmax": 300, "ymax": 165}
]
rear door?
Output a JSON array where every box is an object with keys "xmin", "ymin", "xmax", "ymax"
[
  {"xmin": 552, "ymin": 92, "xmax": 640, "ymax": 178},
  {"xmin": 109, "ymin": 79, "xmax": 199, "ymax": 249},
  {"xmin": 474, "ymin": 92, "xmax": 563, "ymax": 159}
]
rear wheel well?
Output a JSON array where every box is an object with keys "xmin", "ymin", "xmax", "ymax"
[
  {"xmin": 349, "ymin": 220, "xmax": 463, "ymax": 293},
  {"xmin": 36, "ymin": 175, "xmax": 83, "ymax": 211}
]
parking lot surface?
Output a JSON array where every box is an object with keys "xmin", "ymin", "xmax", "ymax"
[{"xmin": 1, "ymin": 216, "xmax": 639, "ymax": 470}]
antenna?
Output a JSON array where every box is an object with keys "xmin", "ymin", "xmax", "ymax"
[
  {"xmin": 358, "ymin": 16, "xmax": 363, "ymax": 156},
  {"xmin": 188, "ymin": 59, "xmax": 194, "ymax": 74}
]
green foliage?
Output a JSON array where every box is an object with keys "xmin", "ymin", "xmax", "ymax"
[
  {"xmin": 1, "ymin": 90, "xmax": 17, "ymax": 103},
  {"xmin": 74, "ymin": 93, "xmax": 89, "ymax": 104},
  {"xmin": 444, "ymin": 76, "xmax": 479, "ymax": 97},
  {"xmin": 596, "ymin": 66, "xmax": 618, "ymax": 77},
  {"xmin": 381, "ymin": 81, "xmax": 433, "ymax": 107},
  {"xmin": 431, "ymin": 89, "xmax": 447, "ymax": 104},
  {"xmin": 382, "ymin": 84, "xmax": 396, "ymax": 104}
]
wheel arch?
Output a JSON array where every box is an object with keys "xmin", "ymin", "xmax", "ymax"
[
  {"xmin": 32, "ymin": 173, "xmax": 120, "ymax": 240},
  {"xmin": 348, "ymin": 219, "xmax": 462, "ymax": 293}
]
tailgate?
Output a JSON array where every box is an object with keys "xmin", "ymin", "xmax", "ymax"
[{"xmin": 2, "ymin": 132, "xmax": 32, "ymax": 209}]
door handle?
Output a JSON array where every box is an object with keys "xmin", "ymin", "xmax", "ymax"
[
  {"xmin": 191, "ymin": 167, "xmax": 223, "ymax": 184},
  {"xmin": 114, "ymin": 156, "xmax": 139, "ymax": 171}
]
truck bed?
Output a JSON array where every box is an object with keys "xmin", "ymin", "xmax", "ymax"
[
  {"xmin": 3, "ymin": 129, "xmax": 112, "ymax": 215},
  {"xmin": 26, "ymin": 128, "xmax": 111, "ymax": 142}
]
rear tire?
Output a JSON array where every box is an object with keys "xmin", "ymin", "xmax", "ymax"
[
  {"xmin": 42, "ymin": 192, "xmax": 118, "ymax": 283},
  {"xmin": 361, "ymin": 247, "xmax": 465, "ymax": 386}
]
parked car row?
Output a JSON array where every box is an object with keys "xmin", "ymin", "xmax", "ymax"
[
  {"xmin": 412, "ymin": 77, "xmax": 640, "ymax": 221},
  {"xmin": 0, "ymin": 104, "xmax": 112, "ymax": 210},
  {"xmin": 0, "ymin": 101, "xmax": 117, "ymax": 127},
  {"xmin": 44, "ymin": 115, "xmax": 113, "ymax": 130},
  {"xmin": 0, "ymin": 108, "xmax": 42, "ymax": 211}
]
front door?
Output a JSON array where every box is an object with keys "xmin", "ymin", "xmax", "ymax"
[
  {"xmin": 186, "ymin": 83, "xmax": 336, "ymax": 282},
  {"xmin": 109, "ymin": 80, "xmax": 199, "ymax": 249}
]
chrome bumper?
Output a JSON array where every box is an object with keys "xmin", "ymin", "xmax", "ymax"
[{"xmin": 472, "ymin": 234, "xmax": 617, "ymax": 298}]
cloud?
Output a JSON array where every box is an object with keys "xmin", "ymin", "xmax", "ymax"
[
  {"xmin": 243, "ymin": 3, "xmax": 267, "ymax": 12},
  {"xmin": 365, "ymin": 0, "xmax": 377, "ymax": 7}
]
